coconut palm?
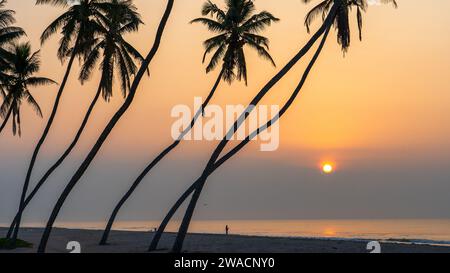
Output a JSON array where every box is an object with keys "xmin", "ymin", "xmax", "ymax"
[
  {"xmin": 5, "ymin": 0, "xmax": 144, "ymax": 240},
  {"xmin": 99, "ymin": 0, "xmax": 279, "ymax": 246},
  {"xmin": 147, "ymin": 0, "xmax": 397, "ymax": 253},
  {"xmin": 8, "ymin": 0, "xmax": 110, "ymax": 244},
  {"xmin": 192, "ymin": 0, "xmax": 278, "ymax": 84},
  {"xmin": 0, "ymin": 43, "xmax": 56, "ymax": 136},
  {"xmin": 80, "ymin": 0, "xmax": 144, "ymax": 101},
  {"xmin": 303, "ymin": 0, "xmax": 397, "ymax": 52},
  {"xmin": 0, "ymin": 0, "xmax": 25, "ymax": 107},
  {"xmin": 37, "ymin": 0, "xmax": 175, "ymax": 253},
  {"xmin": 0, "ymin": 0, "xmax": 25, "ymax": 63}
]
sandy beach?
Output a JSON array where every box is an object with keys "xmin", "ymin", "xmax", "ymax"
[{"xmin": 2, "ymin": 227, "xmax": 450, "ymax": 253}]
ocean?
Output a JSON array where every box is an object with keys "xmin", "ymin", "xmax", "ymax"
[{"xmin": 8, "ymin": 219, "xmax": 450, "ymax": 246}]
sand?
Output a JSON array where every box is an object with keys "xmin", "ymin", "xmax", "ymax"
[{"xmin": 1, "ymin": 227, "xmax": 450, "ymax": 253}]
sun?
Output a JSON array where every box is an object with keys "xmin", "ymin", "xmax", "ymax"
[
  {"xmin": 324, "ymin": 228, "xmax": 336, "ymax": 236},
  {"xmin": 322, "ymin": 163, "xmax": 334, "ymax": 174}
]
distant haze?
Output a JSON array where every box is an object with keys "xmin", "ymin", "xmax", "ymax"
[{"xmin": 1, "ymin": 0, "xmax": 450, "ymax": 225}]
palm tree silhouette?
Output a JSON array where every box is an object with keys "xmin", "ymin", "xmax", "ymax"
[
  {"xmin": 0, "ymin": 0, "xmax": 24, "ymax": 63},
  {"xmin": 0, "ymin": 43, "xmax": 56, "ymax": 136},
  {"xmin": 0, "ymin": 0, "xmax": 25, "ymax": 116},
  {"xmin": 303, "ymin": 0, "xmax": 397, "ymax": 52},
  {"xmin": 148, "ymin": 0, "xmax": 397, "ymax": 253},
  {"xmin": 8, "ymin": 0, "xmax": 109, "ymax": 244},
  {"xmin": 5, "ymin": 0, "xmax": 145, "ymax": 240},
  {"xmin": 191, "ymin": 0, "xmax": 278, "ymax": 84},
  {"xmin": 99, "ymin": 0, "xmax": 278, "ymax": 246},
  {"xmin": 37, "ymin": 0, "xmax": 175, "ymax": 253}
]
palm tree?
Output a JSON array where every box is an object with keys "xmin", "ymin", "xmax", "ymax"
[
  {"xmin": 5, "ymin": 0, "xmax": 144, "ymax": 240},
  {"xmin": 0, "ymin": 0, "xmax": 25, "ymax": 112},
  {"xmin": 0, "ymin": 43, "xmax": 56, "ymax": 136},
  {"xmin": 0, "ymin": 0, "xmax": 25, "ymax": 63},
  {"xmin": 149, "ymin": 0, "xmax": 397, "ymax": 253},
  {"xmin": 8, "ymin": 0, "xmax": 109, "ymax": 244},
  {"xmin": 99, "ymin": 0, "xmax": 279, "ymax": 246},
  {"xmin": 37, "ymin": 0, "xmax": 175, "ymax": 253}
]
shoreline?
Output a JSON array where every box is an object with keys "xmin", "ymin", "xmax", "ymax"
[{"xmin": 2, "ymin": 227, "xmax": 450, "ymax": 253}]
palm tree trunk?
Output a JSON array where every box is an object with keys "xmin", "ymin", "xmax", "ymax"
[
  {"xmin": 6, "ymin": 84, "xmax": 103, "ymax": 239},
  {"xmin": 99, "ymin": 70, "xmax": 223, "ymax": 245},
  {"xmin": 171, "ymin": 175, "xmax": 208, "ymax": 252},
  {"xmin": 170, "ymin": 5, "xmax": 339, "ymax": 253},
  {"xmin": 148, "ymin": 143, "xmax": 237, "ymax": 251},
  {"xmin": 148, "ymin": 180, "xmax": 199, "ymax": 251},
  {"xmin": 10, "ymin": 34, "xmax": 81, "ymax": 243},
  {"xmin": 149, "ymin": 11, "xmax": 336, "ymax": 251},
  {"xmin": 148, "ymin": 133, "xmax": 255, "ymax": 251},
  {"xmin": 37, "ymin": 0, "xmax": 175, "ymax": 253},
  {"xmin": 0, "ymin": 106, "xmax": 12, "ymax": 135}
]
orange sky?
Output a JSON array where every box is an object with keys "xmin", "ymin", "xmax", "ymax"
[{"xmin": 2, "ymin": 0, "xmax": 450, "ymax": 167}]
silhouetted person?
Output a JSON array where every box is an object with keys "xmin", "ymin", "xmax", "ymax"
[{"xmin": 225, "ymin": 225, "xmax": 229, "ymax": 235}]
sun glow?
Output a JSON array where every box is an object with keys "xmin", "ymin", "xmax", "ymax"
[
  {"xmin": 324, "ymin": 228, "xmax": 337, "ymax": 236},
  {"xmin": 322, "ymin": 163, "xmax": 334, "ymax": 174}
]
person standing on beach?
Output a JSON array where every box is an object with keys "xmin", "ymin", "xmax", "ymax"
[{"xmin": 225, "ymin": 225, "xmax": 229, "ymax": 236}]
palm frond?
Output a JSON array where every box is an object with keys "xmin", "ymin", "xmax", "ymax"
[
  {"xmin": 303, "ymin": 0, "xmax": 398, "ymax": 52},
  {"xmin": 24, "ymin": 90, "xmax": 43, "ymax": 117},
  {"xmin": 0, "ymin": 42, "xmax": 54, "ymax": 136},
  {"xmin": 190, "ymin": 17, "xmax": 226, "ymax": 33},
  {"xmin": 194, "ymin": 0, "xmax": 278, "ymax": 85}
]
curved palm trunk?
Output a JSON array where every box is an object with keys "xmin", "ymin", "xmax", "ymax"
[
  {"xmin": 171, "ymin": 6, "xmax": 338, "ymax": 253},
  {"xmin": 0, "ymin": 106, "xmax": 13, "ymax": 135},
  {"xmin": 37, "ymin": 0, "xmax": 175, "ymax": 253},
  {"xmin": 148, "ymin": 174, "xmax": 208, "ymax": 251},
  {"xmin": 148, "ymin": 9, "xmax": 337, "ymax": 251},
  {"xmin": 147, "ymin": 137, "xmax": 250, "ymax": 251},
  {"xmin": 99, "ymin": 70, "xmax": 223, "ymax": 245},
  {"xmin": 6, "ymin": 84, "xmax": 103, "ymax": 239},
  {"xmin": 10, "ymin": 35, "xmax": 81, "ymax": 243},
  {"xmin": 148, "ymin": 125, "xmax": 259, "ymax": 251}
]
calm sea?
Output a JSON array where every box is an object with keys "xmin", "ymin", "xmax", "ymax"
[{"xmin": 12, "ymin": 219, "xmax": 450, "ymax": 245}]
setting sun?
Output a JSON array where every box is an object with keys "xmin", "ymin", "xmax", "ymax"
[
  {"xmin": 322, "ymin": 164, "xmax": 334, "ymax": 174},
  {"xmin": 323, "ymin": 228, "xmax": 337, "ymax": 236}
]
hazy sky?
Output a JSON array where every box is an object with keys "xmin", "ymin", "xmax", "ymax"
[{"xmin": 1, "ymin": 0, "xmax": 450, "ymax": 224}]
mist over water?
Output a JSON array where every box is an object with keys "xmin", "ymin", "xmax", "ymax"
[{"xmin": 5, "ymin": 219, "xmax": 450, "ymax": 245}]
